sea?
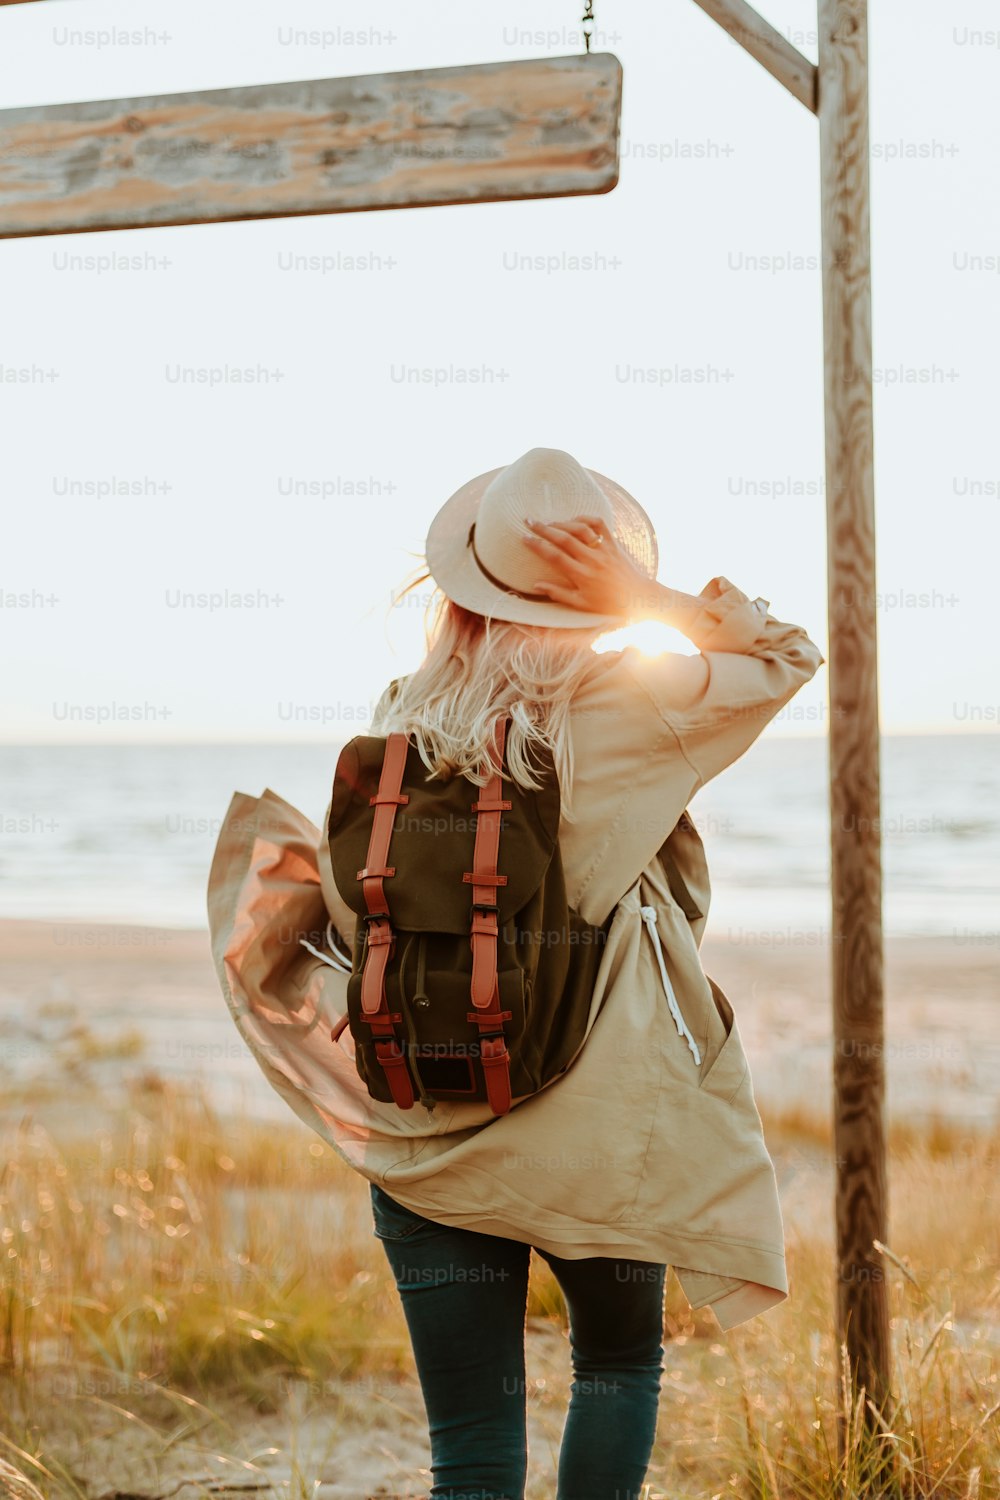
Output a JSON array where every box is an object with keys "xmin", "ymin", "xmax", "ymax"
[{"xmin": 0, "ymin": 736, "xmax": 996, "ymax": 941}]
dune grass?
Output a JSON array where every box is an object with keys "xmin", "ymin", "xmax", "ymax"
[{"xmin": 1, "ymin": 1076, "xmax": 998, "ymax": 1498}]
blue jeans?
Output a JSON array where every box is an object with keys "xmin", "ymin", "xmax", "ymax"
[{"xmin": 369, "ymin": 1181, "xmax": 666, "ymax": 1500}]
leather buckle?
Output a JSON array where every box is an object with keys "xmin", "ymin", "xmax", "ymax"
[
  {"xmin": 373, "ymin": 1037, "xmax": 405, "ymax": 1060},
  {"xmin": 362, "ymin": 914, "xmax": 393, "ymax": 945}
]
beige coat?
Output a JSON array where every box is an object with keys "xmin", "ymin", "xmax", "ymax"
[{"xmin": 206, "ymin": 576, "xmax": 824, "ymax": 1331}]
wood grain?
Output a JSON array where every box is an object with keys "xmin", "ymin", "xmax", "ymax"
[
  {"xmin": 0, "ymin": 53, "xmax": 622, "ymax": 238},
  {"xmin": 818, "ymin": 0, "xmax": 894, "ymax": 1450},
  {"xmin": 689, "ymin": 0, "xmax": 818, "ymax": 111}
]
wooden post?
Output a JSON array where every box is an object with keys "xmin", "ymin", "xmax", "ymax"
[
  {"xmin": 818, "ymin": 0, "xmax": 893, "ymax": 1443},
  {"xmin": 692, "ymin": 0, "xmax": 893, "ymax": 1461}
]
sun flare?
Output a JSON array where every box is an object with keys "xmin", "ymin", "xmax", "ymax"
[{"xmin": 592, "ymin": 619, "xmax": 697, "ymax": 659}]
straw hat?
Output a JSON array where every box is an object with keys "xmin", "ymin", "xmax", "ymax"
[{"xmin": 424, "ymin": 447, "xmax": 659, "ymax": 628}]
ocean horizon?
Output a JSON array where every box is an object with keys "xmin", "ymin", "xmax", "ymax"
[{"xmin": 0, "ymin": 735, "xmax": 995, "ymax": 943}]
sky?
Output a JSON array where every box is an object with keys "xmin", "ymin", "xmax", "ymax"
[{"xmin": 2, "ymin": 0, "xmax": 997, "ymax": 742}]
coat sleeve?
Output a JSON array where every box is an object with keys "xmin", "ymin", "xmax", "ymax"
[{"xmin": 622, "ymin": 576, "xmax": 826, "ymax": 788}]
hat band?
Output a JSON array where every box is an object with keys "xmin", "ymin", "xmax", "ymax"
[{"xmin": 467, "ymin": 522, "xmax": 556, "ymax": 603}]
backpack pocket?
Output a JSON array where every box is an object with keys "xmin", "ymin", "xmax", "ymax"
[
  {"xmin": 347, "ymin": 959, "xmax": 528, "ymax": 1103},
  {"xmin": 406, "ymin": 964, "xmax": 528, "ymax": 1096}
]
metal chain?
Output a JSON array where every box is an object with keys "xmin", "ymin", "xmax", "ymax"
[{"xmin": 581, "ymin": 0, "xmax": 595, "ymax": 53}]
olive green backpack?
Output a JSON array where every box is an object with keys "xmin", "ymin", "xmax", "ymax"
[{"xmin": 326, "ymin": 712, "xmax": 611, "ymax": 1115}]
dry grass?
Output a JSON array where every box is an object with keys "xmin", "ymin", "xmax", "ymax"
[{"xmin": 1, "ymin": 1077, "xmax": 998, "ymax": 1499}]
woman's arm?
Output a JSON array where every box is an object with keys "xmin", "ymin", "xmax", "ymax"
[
  {"xmin": 625, "ymin": 578, "xmax": 825, "ymax": 788},
  {"xmin": 525, "ymin": 516, "xmax": 825, "ymax": 788}
]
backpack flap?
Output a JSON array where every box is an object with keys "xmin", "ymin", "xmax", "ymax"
[{"xmin": 328, "ymin": 733, "xmax": 560, "ymax": 934}]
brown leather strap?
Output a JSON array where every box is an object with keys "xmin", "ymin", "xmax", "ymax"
[
  {"xmin": 462, "ymin": 716, "xmax": 513, "ymax": 1115},
  {"xmin": 331, "ymin": 1012, "xmax": 350, "ymax": 1044},
  {"xmin": 354, "ymin": 731, "xmax": 414, "ymax": 1110}
]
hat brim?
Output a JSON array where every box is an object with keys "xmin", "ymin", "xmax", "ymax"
[{"xmin": 424, "ymin": 465, "xmax": 659, "ymax": 629}]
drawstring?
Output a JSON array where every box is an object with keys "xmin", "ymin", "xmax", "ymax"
[
  {"xmin": 300, "ymin": 920, "xmax": 353, "ymax": 1045},
  {"xmin": 299, "ymin": 918, "xmax": 353, "ymax": 973},
  {"xmin": 639, "ymin": 905, "xmax": 702, "ymax": 1065}
]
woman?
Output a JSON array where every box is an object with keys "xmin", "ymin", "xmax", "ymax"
[{"xmin": 207, "ymin": 447, "xmax": 825, "ymax": 1500}]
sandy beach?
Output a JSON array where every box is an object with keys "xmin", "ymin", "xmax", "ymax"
[
  {"xmin": 1, "ymin": 915, "xmax": 996, "ymax": 1137},
  {"xmin": 1, "ymin": 915, "xmax": 997, "ymax": 1498}
]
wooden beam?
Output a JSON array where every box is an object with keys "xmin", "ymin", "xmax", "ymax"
[
  {"xmin": 689, "ymin": 0, "xmax": 817, "ymax": 111},
  {"xmin": 818, "ymin": 0, "xmax": 894, "ymax": 1458},
  {"xmin": 0, "ymin": 52, "xmax": 621, "ymax": 238}
]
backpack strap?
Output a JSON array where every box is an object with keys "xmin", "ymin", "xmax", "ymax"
[
  {"xmin": 462, "ymin": 715, "xmax": 514, "ymax": 1116},
  {"xmin": 355, "ymin": 731, "xmax": 415, "ymax": 1110}
]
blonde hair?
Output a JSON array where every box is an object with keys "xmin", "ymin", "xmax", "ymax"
[{"xmin": 371, "ymin": 566, "xmax": 605, "ymax": 823}]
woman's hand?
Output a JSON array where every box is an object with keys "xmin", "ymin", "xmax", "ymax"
[{"xmin": 522, "ymin": 515, "xmax": 657, "ymax": 620}]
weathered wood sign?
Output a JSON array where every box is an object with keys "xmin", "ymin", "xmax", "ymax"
[{"xmin": 0, "ymin": 52, "xmax": 622, "ymax": 238}]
